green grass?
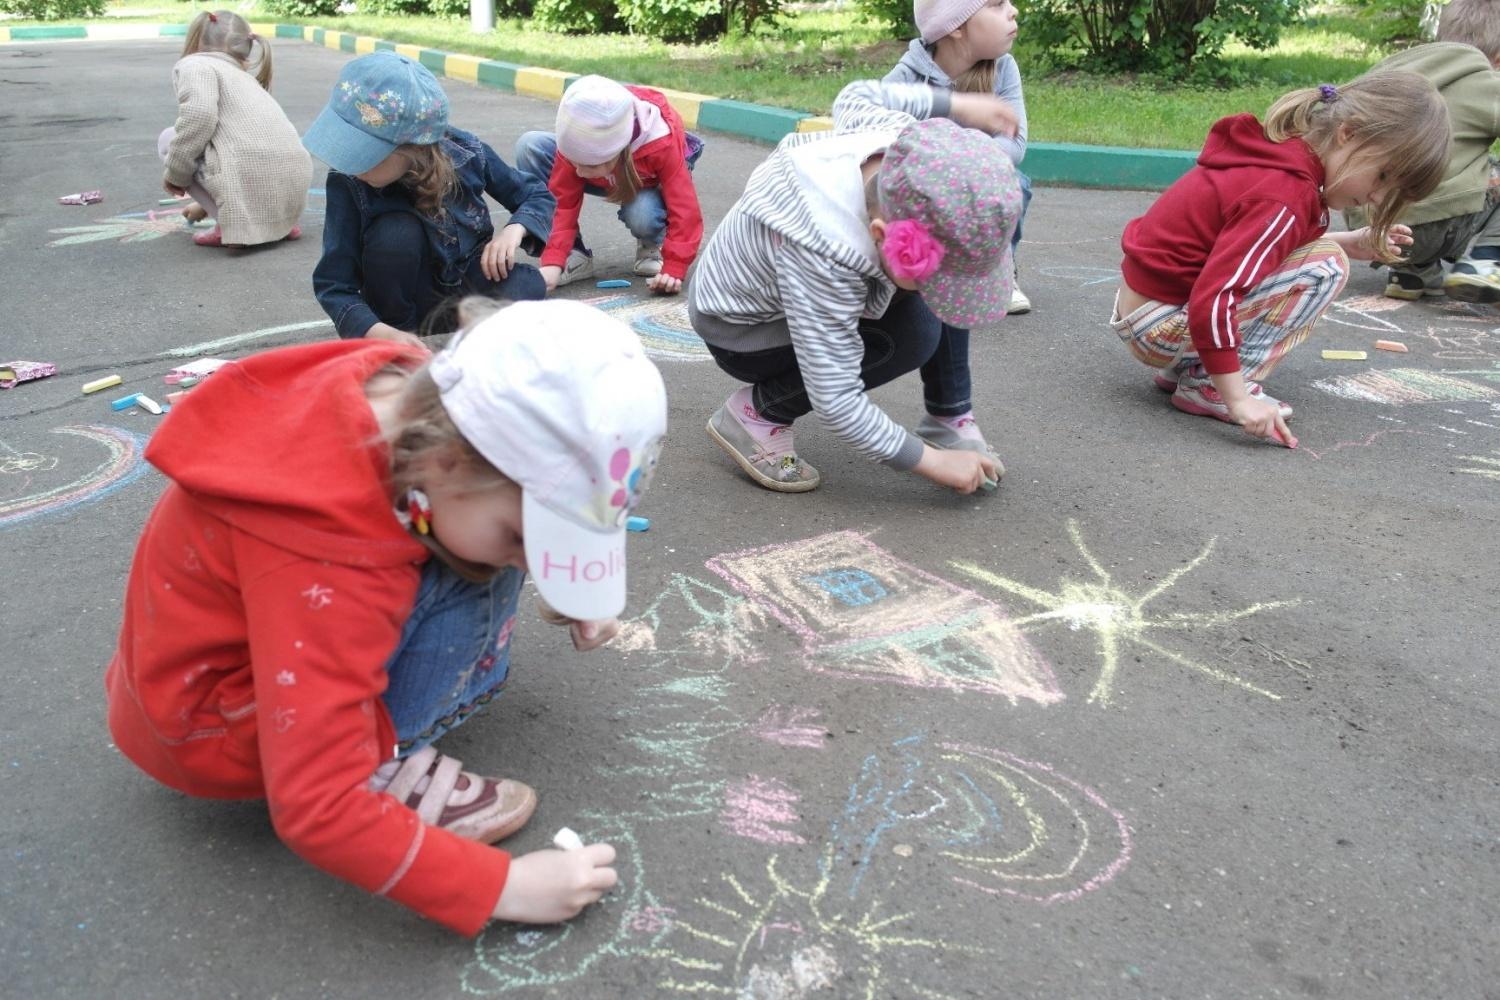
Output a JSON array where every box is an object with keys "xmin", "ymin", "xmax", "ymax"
[{"xmin": 14, "ymin": 0, "xmax": 1397, "ymax": 149}]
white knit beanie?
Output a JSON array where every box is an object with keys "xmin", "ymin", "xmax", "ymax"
[
  {"xmin": 555, "ymin": 75, "xmax": 635, "ymax": 165},
  {"xmin": 914, "ymin": 0, "xmax": 989, "ymax": 42}
]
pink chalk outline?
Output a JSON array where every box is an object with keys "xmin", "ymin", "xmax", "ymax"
[
  {"xmin": 0, "ymin": 425, "xmax": 149, "ymax": 531},
  {"xmin": 722, "ymin": 774, "xmax": 807, "ymax": 845}
]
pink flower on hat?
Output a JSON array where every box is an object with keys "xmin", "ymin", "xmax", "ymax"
[{"xmin": 882, "ymin": 219, "xmax": 946, "ymax": 284}]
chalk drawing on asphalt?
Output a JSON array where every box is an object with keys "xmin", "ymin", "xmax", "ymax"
[
  {"xmin": 0, "ymin": 425, "xmax": 150, "ymax": 531},
  {"xmin": 952, "ymin": 520, "xmax": 1298, "ymax": 705},
  {"xmin": 707, "ymin": 531, "xmax": 1063, "ymax": 705},
  {"xmin": 584, "ymin": 293, "xmax": 711, "ymax": 362},
  {"xmin": 47, "ymin": 189, "xmax": 326, "ymax": 248},
  {"xmin": 825, "ymin": 735, "xmax": 1132, "ymax": 905},
  {"xmin": 1458, "ymin": 449, "xmax": 1500, "ymax": 481}
]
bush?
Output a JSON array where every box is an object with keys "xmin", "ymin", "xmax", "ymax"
[
  {"xmin": 533, "ymin": 0, "xmax": 623, "ymax": 32},
  {"xmin": 1025, "ymin": 0, "xmax": 1307, "ymax": 80},
  {"xmin": 1345, "ymin": 0, "xmax": 1426, "ymax": 45},
  {"xmin": 260, "ymin": 0, "xmax": 342, "ymax": 16},
  {"xmin": 618, "ymin": 0, "xmax": 720, "ymax": 40},
  {"xmin": 855, "ymin": 0, "xmax": 915, "ymax": 38},
  {"xmin": 0, "ymin": 0, "xmax": 104, "ymax": 19}
]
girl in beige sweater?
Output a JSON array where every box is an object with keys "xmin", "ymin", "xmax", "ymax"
[{"xmin": 159, "ymin": 10, "xmax": 310, "ymax": 248}]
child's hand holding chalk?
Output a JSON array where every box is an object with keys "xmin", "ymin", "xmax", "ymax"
[
  {"xmin": 553, "ymin": 827, "xmax": 584, "ymax": 851},
  {"xmin": 492, "ymin": 842, "xmax": 618, "ymax": 924}
]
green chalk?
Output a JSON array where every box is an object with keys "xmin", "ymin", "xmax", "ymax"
[{"xmin": 979, "ymin": 478, "xmax": 998, "ymax": 493}]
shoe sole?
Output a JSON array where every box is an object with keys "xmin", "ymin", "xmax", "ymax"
[
  {"xmin": 1442, "ymin": 275, "xmax": 1500, "ymax": 304},
  {"xmin": 1383, "ymin": 287, "xmax": 1434, "ymax": 301},
  {"xmin": 1007, "ymin": 302, "xmax": 1031, "ymax": 315},
  {"xmin": 706, "ymin": 418, "xmax": 820, "ymax": 493}
]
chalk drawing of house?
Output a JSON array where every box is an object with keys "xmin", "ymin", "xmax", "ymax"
[{"xmin": 706, "ymin": 531, "xmax": 1062, "ymax": 705}]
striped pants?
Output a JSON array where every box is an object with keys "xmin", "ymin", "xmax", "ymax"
[{"xmin": 1110, "ymin": 239, "xmax": 1348, "ymax": 383}]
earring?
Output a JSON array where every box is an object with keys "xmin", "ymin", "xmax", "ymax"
[{"xmin": 405, "ymin": 488, "xmax": 432, "ymax": 535}]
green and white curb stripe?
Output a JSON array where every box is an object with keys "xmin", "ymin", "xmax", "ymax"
[{"xmin": 0, "ymin": 20, "xmax": 1198, "ymax": 189}]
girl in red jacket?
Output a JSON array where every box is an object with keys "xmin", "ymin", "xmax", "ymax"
[
  {"xmin": 515, "ymin": 75, "xmax": 705, "ymax": 295},
  {"xmin": 105, "ymin": 299, "xmax": 666, "ymax": 936},
  {"xmin": 1112, "ymin": 72, "xmax": 1449, "ymax": 447}
]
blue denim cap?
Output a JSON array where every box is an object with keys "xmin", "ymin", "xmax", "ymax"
[{"xmin": 303, "ymin": 52, "xmax": 450, "ymax": 175}]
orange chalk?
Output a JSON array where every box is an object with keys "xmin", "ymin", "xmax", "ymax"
[{"xmin": 1374, "ymin": 340, "xmax": 1408, "ymax": 353}]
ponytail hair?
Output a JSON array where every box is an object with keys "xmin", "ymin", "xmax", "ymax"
[
  {"xmin": 183, "ymin": 10, "xmax": 273, "ymax": 91},
  {"xmin": 603, "ymin": 151, "xmax": 644, "ymax": 207},
  {"xmin": 1265, "ymin": 70, "xmax": 1450, "ymax": 263}
]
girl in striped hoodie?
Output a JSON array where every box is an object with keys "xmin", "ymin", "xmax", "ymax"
[{"xmin": 1113, "ymin": 72, "xmax": 1449, "ymax": 447}]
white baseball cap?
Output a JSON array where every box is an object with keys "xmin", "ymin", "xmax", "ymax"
[{"xmin": 429, "ymin": 300, "xmax": 668, "ymax": 620}]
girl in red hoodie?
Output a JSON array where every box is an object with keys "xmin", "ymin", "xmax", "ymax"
[
  {"xmin": 515, "ymin": 75, "xmax": 705, "ymax": 295},
  {"xmin": 1113, "ymin": 72, "xmax": 1449, "ymax": 447},
  {"xmin": 106, "ymin": 299, "xmax": 666, "ymax": 936}
]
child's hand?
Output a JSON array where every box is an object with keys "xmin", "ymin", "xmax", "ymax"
[
  {"xmin": 365, "ymin": 323, "xmax": 427, "ymax": 350},
  {"xmin": 163, "ymin": 179, "xmax": 188, "ymax": 198},
  {"xmin": 647, "ymin": 273, "xmax": 682, "ymax": 295},
  {"xmin": 914, "ymin": 445, "xmax": 1002, "ymax": 494},
  {"xmin": 948, "ymin": 93, "xmax": 1020, "ymax": 139},
  {"xmin": 537, "ymin": 599, "xmax": 621, "ymax": 650},
  {"xmin": 482, "ymin": 223, "xmax": 528, "ymax": 281},
  {"xmin": 1334, "ymin": 225, "xmax": 1413, "ymax": 261},
  {"xmin": 491, "ymin": 844, "xmax": 618, "ymax": 924},
  {"xmin": 1228, "ymin": 395, "xmax": 1297, "ymax": 448},
  {"xmin": 539, "ymin": 265, "xmax": 563, "ymax": 293}
]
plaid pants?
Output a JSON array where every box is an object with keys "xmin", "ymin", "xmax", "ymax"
[{"xmin": 1110, "ymin": 238, "xmax": 1348, "ymax": 383}]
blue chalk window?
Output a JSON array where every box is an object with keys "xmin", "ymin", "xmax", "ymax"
[{"xmin": 804, "ymin": 568, "xmax": 887, "ymax": 607}]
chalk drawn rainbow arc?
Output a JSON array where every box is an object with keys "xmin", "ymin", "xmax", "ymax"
[{"xmin": 0, "ymin": 425, "xmax": 151, "ymax": 531}]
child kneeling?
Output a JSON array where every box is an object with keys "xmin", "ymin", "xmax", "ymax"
[
  {"xmin": 689, "ymin": 80, "xmax": 1020, "ymax": 495},
  {"xmin": 105, "ymin": 299, "xmax": 666, "ymax": 935}
]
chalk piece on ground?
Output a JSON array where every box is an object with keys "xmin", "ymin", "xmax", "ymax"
[
  {"xmin": 158, "ymin": 197, "xmax": 187, "ymax": 205},
  {"xmin": 165, "ymin": 390, "xmax": 191, "ymax": 405},
  {"xmin": 134, "ymin": 395, "xmax": 164, "ymax": 415},
  {"xmin": 165, "ymin": 358, "xmax": 229, "ymax": 384},
  {"xmin": 1321, "ymin": 350, "xmax": 1368, "ymax": 361},
  {"xmin": 596, "ymin": 279, "xmax": 632, "ymax": 289},
  {"xmin": 979, "ymin": 478, "xmax": 998, "ymax": 493},
  {"xmin": 892, "ymin": 844, "xmax": 914, "ymax": 858},
  {"xmin": 110, "ymin": 393, "xmax": 143, "ymax": 411},
  {"xmin": 0, "ymin": 360, "xmax": 58, "ymax": 389},
  {"xmin": 626, "ymin": 515, "xmax": 651, "ymax": 532},
  {"xmin": 82, "ymin": 374, "xmax": 123, "ymax": 394},
  {"xmin": 58, "ymin": 190, "xmax": 103, "ymax": 206},
  {"xmin": 1374, "ymin": 340, "xmax": 1409, "ymax": 353},
  {"xmin": 553, "ymin": 827, "xmax": 584, "ymax": 851}
]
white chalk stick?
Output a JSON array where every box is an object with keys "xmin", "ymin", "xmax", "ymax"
[{"xmin": 553, "ymin": 827, "xmax": 584, "ymax": 851}]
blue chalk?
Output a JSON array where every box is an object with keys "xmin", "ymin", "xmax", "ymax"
[
  {"xmin": 110, "ymin": 393, "xmax": 142, "ymax": 411},
  {"xmin": 596, "ymin": 279, "xmax": 632, "ymax": 289},
  {"xmin": 626, "ymin": 516, "xmax": 651, "ymax": 532}
]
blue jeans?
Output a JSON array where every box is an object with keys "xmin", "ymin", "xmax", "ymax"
[
  {"xmin": 512, "ymin": 130, "xmax": 704, "ymax": 250},
  {"xmin": 702, "ymin": 291, "xmax": 973, "ymax": 423},
  {"xmin": 1013, "ymin": 170, "xmax": 1032, "ymax": 257},
  {"xmin": 363, "ymin": 211, "xmax": 546, "ymax": 335},
  {"xmin": 381, "ymin": 561, "xmax": 526, "ymax": 756}
]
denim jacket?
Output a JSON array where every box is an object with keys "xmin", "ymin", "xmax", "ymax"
[{"xmin": 313, "ymin": 127, "xmax": 556, "ymax": 339}]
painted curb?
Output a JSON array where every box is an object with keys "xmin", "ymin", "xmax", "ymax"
[{"xmin": 0, "ymin": 20, "xmax": 1196, "ymax": 189}]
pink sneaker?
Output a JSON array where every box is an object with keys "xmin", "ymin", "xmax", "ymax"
[
  {"xmin": 1171, "ymin": 381, "xmax": 1293, "ymax": 422},
  {"xmin": 1153, "ymin": 372, "xmax": 1178, "ymax": 392}
]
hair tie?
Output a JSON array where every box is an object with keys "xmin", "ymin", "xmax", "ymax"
[
  {"xmin": 207, "ymin": 10, "xmax": 217, "ymax": 20},
  {"xmin": 881, "ymin": 219, "xmax": 946, "ymax": 284},
  {"xmin": 1317, "ymin": 83, "xmax": 1338, "ymax": 103}
]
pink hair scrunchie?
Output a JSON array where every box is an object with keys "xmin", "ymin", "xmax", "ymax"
[{"xmin": 882, "ymin": 219, "xmax": 946, "ymax": 284}]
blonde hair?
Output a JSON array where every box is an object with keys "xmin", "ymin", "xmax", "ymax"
[
  {"xmin": 183, "ymin": 10, "xmax": 271, "ymax": 91},
  {"xmin": 397, "ymin": 142, "xmax": 457, "ymax": 219},
  {"xmin": 1438, "ymin": 0, "xmax": 1500, "ymax": 62},
  {"xmin": 384, "ymin": 297, "xmax": 509, "ymax": 582},
  {"xmin": 603, "ymin": 152, "xmax": 644, "ymax": 207},
  {"xmin": 1265, "ymin": 71, "xmax": 1450, "ymax": 263}
]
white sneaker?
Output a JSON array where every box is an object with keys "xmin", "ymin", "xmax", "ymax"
[
  {"xmin": 633, "ymin": 241, "xmax": 664, "ymax": 277},
  {"xmin": 1007, "ymin": 283, "xmax": 1031, "ymax": 315},
  {"xmin": 555, "ymin": 248, "xmax": 595, "ymax": 288}
]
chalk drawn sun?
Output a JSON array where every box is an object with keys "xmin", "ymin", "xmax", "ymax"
[{"xmin": 951, "ymin": 520, "xmax": 1299, "ymax": 706}]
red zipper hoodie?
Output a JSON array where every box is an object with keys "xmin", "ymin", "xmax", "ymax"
[
  {"xmin": 105, "ymin": 340, "xmax": 510, "ymax": 936},
  {"xmin": 540, "ymin": 85, "xmax": 705, "ymax": 280},
  {"xmin": 1120, "ymin": 114, "xmax": 1330, "ymax": 375}
]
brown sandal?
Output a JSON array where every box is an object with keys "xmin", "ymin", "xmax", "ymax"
[{"xmin": 377, "ymin": 746, "xmax": 537, "ymax": 844}]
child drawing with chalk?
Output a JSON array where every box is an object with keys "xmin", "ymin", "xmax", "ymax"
[
  {"xmin": 159, "ymin": 10, "xmax": 309, "ymax": 248},
  {"xmin": 105, "ymin": 298, "xmax": 665, "ymax": 935},
  {"xmin": 307, "ymin": 52, "xmax": 554, "ymax": 347},
  {"xmin": 884, "ymin": 0, "xmax": 1033, "ymax": 315},
  {"xmin": 514, "ymin": 75, "xmax": 705, "ymax": 294},
  {"xmin": 1112, "ymin": 72, "xmax": 1449, "ymax": 447},
  {"xmin": 690, "ymin": 79, "xmax": 1020, "ymax": 495}
]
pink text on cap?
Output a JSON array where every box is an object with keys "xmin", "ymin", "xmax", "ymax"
[{"xmin": 539, "ymin": 547, "xmax": 625, "ymax": 584}]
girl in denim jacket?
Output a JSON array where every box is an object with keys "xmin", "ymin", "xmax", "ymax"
[{"xmin": 306, "ymin": 53, "xmax": 554, "ymax": 346}]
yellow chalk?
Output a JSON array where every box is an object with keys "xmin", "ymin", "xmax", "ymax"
[
  {"xmin": 1321, "ymin": 350, "xmax": 1368, "ymax": 361},
  {"xmin": 1374, "ymin": 340, "xmax": 1409, "ymax": 353},
  {"xmin": 82, "ymin": 374, "xmax": 122, "ymax": 394}
]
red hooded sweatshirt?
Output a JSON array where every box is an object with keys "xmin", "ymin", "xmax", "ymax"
[
  {"xmin": 540, "ymin": 85, "xmax": 705, "ymax": 281},
  {"xmin": 105, "ymin": 340, "xmax": 510, "ymax": 936},
  {"xmin": 1120, "ymin": 114, "xmax": 1330, "ymax": 376}
]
